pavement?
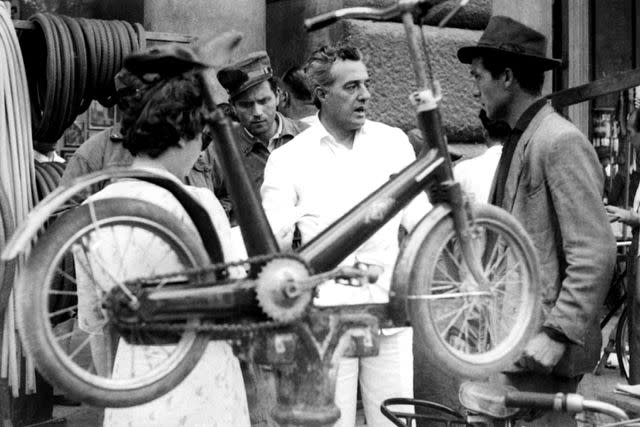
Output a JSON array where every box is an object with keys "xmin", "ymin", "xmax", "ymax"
[{"xmin": 41, "ymin": 318, "xmax": 638, "ymax": 426}]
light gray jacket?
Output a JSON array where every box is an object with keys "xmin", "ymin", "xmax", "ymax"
[{"xmin": 491, "ymin": 102, "xmax": 616, "ymax": 377}]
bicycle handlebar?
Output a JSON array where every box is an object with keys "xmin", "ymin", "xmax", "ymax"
[
  {"xmin": 303, "ymin": 0, "xmax": 432, "ymax": 32},
  {"xmin": 505, "ymin": 391, "xmax": 629, "ymax": 421}
]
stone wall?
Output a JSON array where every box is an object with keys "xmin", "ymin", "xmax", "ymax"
[
  {"xmin": 342, "ymin": 19, "xmax": 483, "ymax": 142},
  {"xmin": 267, "ymin": 0, "xmax": 491, "ymax": 143}
]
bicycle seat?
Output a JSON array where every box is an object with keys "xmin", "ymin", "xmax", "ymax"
[{"xmin": 459, "ymin": 381, "xmax": 520, "ymax": 419}]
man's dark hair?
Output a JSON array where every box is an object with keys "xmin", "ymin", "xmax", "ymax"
[
  {"xmin": 281, "ymin": 65, "xmax": 313, "ymax": 102},
  {"xmin": 305, "ymin": 44, "xmax": 364, "ymax": 109},
  {"xmin": 479, "ymin": 52, "xmax": 545, "ymax": 96},
  {"xmin": 121, "ymin": 73, "xmax": 206, "ymax": 158}
]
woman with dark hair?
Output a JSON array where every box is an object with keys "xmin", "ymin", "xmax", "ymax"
[{"xmin": 75, "ymin": 71, "xmax": 250, "ymax": 426}]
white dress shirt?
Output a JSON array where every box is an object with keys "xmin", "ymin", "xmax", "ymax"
[
  {"xmin": 453, "ymin": 144, "xmax": 502, "ymax": 204},
  {"xmin": 261, "ymin": 119, "xmax": 417, "ymax": 305}
]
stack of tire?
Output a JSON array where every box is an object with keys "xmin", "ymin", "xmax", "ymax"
[
  {"xmin": 33, "ymin": 161, "xmax": 75, "ymax": 326},
  {"xmin": 19, "ymin": 14, "xmax": 146, "ymax": 149},
  {"xmin": 33, "ymin": 161, "xmax": 65, "ymax": 203}
]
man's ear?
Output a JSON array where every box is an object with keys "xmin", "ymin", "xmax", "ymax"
[
  {"xmin": 314, "ymin": 86, "xmax": 326, "ymax": 104},
  {"xmin": 279, "ymin": 89, "xmax": 290, "ymax": 109},
  {"xmin": 503, "ymin": 68, "xmax": 514, "ymax": 89}
]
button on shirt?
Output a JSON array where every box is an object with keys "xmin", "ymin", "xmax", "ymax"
[{"xmin": 261, "ymin": 119, "xmax": 416, "ymax": 305}]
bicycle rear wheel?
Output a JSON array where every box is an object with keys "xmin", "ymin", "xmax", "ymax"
[
  {"xmin": 16, "ymin": 198, "xmax": 211, "ymax": 407},
  {"xmin": 616, "ymin": 305, "xmax": 630, "ymax": 381},
  {"xmin": 408, "ymin": 204, "xmax": 541, "ymax": 377}
]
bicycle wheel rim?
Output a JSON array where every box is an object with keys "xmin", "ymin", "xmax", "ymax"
[
  {"xmin": 409, "ymin": 208, "xmax": 539, "ymax": 372},
  {"xmin": 31, "ymin": 214, "xmax": 202, "ymax": 394}
]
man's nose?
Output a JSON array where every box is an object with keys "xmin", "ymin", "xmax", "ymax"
[
  {"xmin": 473, "ymin": 90, "xmax": 480, "ymax": 98},
  {"xmin": 251, "ymin": 104, "xmax": 264, "ymax": 117},
  {"xmin": 358, "ymin": 85, "xmax": 371, "ymax": 100}
]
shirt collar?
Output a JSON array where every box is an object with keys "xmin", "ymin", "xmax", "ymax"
[{"xmin": 313, "ymin": 116, "xmax": 368, "ymax": 149}]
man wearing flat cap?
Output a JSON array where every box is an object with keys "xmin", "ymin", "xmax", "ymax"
[
  {"xmin": 215, "ymin": 51, "xmax": 309, "ymax": 225},
  {"xmin": 458, "ymin": 15, "xmax": 615, "ymax": 425}
]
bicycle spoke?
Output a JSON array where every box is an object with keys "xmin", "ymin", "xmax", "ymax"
[
  {"xmin": 47, "ymin": 289, "xmax": 78, "ymax": 296},
  {"xmin": 55, "ymin": 330, "xmax": 77, "ymax": 342},
  {"xmin": 69, "ymin": 334, "xmax": 93, "ymax": 360},
  {"xmin": 48, "ymin": 304, "xmax": 78, "ymax": 318},
  {"xmin": 54, "ymin": 265, "xmax": 78, "ymax": 286},
  {"xmin": 112, "ymin": 225, "xmax": 134, "ymax": 280}
]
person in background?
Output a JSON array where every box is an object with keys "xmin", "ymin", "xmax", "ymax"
[
  {"xmin": 595, "ymin": 146, "xmax": 612, "ymax": 202},
  {"xmin": 33, "ymin": 143, "xmax": 65, "ymax": 163},
  {"xmin": 606, "ymin": 108, "xmax": 640, "ymax": 385},
  {"xmin": 75, "ymin": 68, "xmax": 249, "ymax": 427},
  {"xmin": 278, "ymin": 64, "xmax": 318, "ymax": 125},
  {"xmin": 261, "ymin": 43, "xmax": 416, "ymax": 427},
  {"xmin": 58, "ymin": 69, "xmax": 217, "ymax": 196},
  {"xmin": 214, "ymin": 52, "xmax": 309, "ymax": 226},
  {"xmin": 454, "ymin": 109, "xmax": 510, "ymax": 204},
  {"xmin": 458, "ymin": 15, "xmax": 615, "ymax": 426},
  {"xmin": 609, "ymin": 154, "xmax": 640, "ymax": 207}
]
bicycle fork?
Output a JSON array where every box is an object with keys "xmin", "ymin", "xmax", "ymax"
[{"xmin": 433, "ymin": 180, "xmax": 489, "ymax": 289}]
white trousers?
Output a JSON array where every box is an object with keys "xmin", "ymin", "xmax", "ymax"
[{"xmin": 333, "ymin": 327, "xmax": 413, "ymax": 427}]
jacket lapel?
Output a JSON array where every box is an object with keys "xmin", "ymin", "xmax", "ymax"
[{"xmin": 502, "ymin": 104, "xmax": 554, "ymax": 212}]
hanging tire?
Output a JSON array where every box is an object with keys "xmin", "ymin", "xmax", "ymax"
[
  {"xmin": 16, "ymin": 197, "xmax": 211, "ymax": 407},
  {"xmin": 616, "ymin": 305, "xmax": 630, "ymax": 381},
  {"xmin": 407, "ymin": 204, "xmax": 541, "ymax": 378}
]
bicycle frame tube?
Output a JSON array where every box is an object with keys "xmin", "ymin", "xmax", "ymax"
[
  {"xmin": 299, "ymin": 148, "xmax": 444, "ymax": 273},
  {"xmin": 399, "ymin": 10, "xmax": 487, "ymax": 286},
  {"xmin": 198, "ymin": 73, "xmax": 279, "ymax": 259}
]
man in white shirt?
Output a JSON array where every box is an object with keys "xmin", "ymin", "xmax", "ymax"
[
  {"xmin": 261, "ymin": 44, "xmax": 414, "ymax": 427},
  {"xmin": 454, "ymin": 109, "xmax": 509, "ymax": 204}
]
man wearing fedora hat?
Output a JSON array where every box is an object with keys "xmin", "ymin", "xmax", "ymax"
[
  {"xmin": 458, "ymin": 15, "xmax": 615, "ymax": 425},
  {"xmin": 215, "ymin": 51, "xmax": 309, "ymax": 225}
]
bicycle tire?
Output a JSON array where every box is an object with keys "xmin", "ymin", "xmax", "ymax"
[
  {"xmin": 616, "ymin": 305, "xmax": 630, "ymax": 382},
  {"xmin": 407, "ymin": 204, "xmax": 541, "ymax": 377},
  {"xmin": 16, "ymin": 198, "xmax": 211, "ymax": 407}
]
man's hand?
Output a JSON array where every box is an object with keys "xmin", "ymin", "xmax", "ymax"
[
  {"xmin": 605, "ymin": 205, "xmax": 639, "ymax": 226},
  {"xmin": 515, "ymin": 332, "xmax": 566, "ymax": 374}
]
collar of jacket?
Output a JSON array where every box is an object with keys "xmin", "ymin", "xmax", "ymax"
[{"xmin": 236, "ymin": 113, "xmax": 308, "ymax": 154}]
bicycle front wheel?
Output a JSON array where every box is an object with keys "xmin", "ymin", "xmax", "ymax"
[
  {"xmin": 408, "ymin": 204, "xmax": 541, "ymax": 377},
  {"xmin": 16, "ymin": 198, "xmax": 211, "ymax": 407},
  {"xmin": 616, "ymin": 305, "xmax": 630, "ymax": 381}
]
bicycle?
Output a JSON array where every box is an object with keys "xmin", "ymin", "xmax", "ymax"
[
  {"xmin": 596, "ymin": 240, "xmax": 632, "ymax": 381},
  {"xmin": 381, "ymin": 381, "xmax": 638, "ymax": 426},
  {"xmin": 2, "ymin": 0, "xmax": 541, "ymax": 424}
]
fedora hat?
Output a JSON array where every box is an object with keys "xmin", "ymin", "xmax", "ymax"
[
  {"xmin": 457, "ymin": 15, "xmax": 562, "ymax": 71},
  {"xmin": 217, "ymin": 51, "xmax": 273, "ymax": 99}
]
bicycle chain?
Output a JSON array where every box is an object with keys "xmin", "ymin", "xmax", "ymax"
[{"xmin": 117, "ymin": 252, "xmax": 308, "ymax": 336}]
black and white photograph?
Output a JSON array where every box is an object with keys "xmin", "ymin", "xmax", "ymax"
[{"xmin": 1, "ymin": 1, "xmax": 640, "ymax": 427}]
